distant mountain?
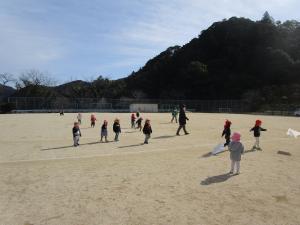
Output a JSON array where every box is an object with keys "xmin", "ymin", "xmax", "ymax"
[
  {"xmin": 8, "ymin": 15, "xmax": 300, "ymax": 110},
  {"xmin": 54, "ymin": 80, "xmax": 91, "ymax": 98}
]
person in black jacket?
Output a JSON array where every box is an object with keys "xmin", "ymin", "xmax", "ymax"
[
  {"xmin": 143, "ymin": 119, "xmax": 152, "ymax": 144},
  {"xmin": 113, "ymin": 118, "xmax": 121, "ymax": 141},
  {"xmin": 222, "ymin": 120, "xmax": 232, "ymax": 147},
  {"xmin": 250, "ymin": 119, "xmax": 267, "ymax": 150},
  {"xmin": 176, "ymin": 104, "xmax": 189, "ymax": 135}
]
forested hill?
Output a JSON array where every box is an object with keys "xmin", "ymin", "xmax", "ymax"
[
  {"xmin": 125, "ymin": 16, "xmax": 300, "ymax": 101},
  {"xmin": 9, "ymin": 14, "xmax": 300, "ymax": 107}
]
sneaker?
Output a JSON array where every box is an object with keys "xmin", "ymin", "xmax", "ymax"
[
  {"xmin": 257, "ymin": 147, "xmax": 262, "ymax": 151},
  {"xmin": 185, "ymin": 132, "xmax": 190, "ymax": 135},
  {"xmin": 229, "ymin": 171, "xmax": 233, "ymax": 175},
  {"xmin": 176, "ymin": 133, "xmax": 180, "ymax": 136},
  {"xmin": 235, "ymin": 172, "xmax": 240, "ymax": 175}
]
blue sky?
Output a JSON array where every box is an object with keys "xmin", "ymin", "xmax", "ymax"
[{"xmin": 1, "ymin": 0, "xmax": 300, "ymax": 84}]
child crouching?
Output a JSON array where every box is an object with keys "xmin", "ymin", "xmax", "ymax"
[
  {"xmin": 72, "ymin": 122, "xmax": 81, "ymax": 147},
  {"xmin": 143, "ymin": 119, "xmax": 152, "ymax": 144},
  {"xmin": 229, "ymin": 132, "xmax": 244, "ymax": 175}
]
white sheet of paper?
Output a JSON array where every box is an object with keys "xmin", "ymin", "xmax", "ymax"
[
  {"xmin": 211, "ymin": 143, "xmax": 225, "ymax": 155},
  {"xmin": 286, "ymin": 128, "xmax": 300, "ymax": 138}
]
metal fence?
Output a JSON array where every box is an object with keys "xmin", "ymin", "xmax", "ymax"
[{"xmin": 7, "ymin": 97, "xmax": 249, "ymax": 113}]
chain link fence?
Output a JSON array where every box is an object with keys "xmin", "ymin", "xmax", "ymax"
[{"xmin": 7, "ymin": 97, "xmax": 249, "ymax": 113}]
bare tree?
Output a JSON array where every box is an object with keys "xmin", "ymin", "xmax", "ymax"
[
  {"xmin": 15, "ymin": 69, "xmax": 57, "ymax": 89},
  {"xmin": 0, "ymin": 73, "xmax": 15, "ymax": 86}
]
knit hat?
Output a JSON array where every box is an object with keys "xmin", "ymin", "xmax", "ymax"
[
  {"xmin": 255, "ymin": 120, "xmax": 262, "ymax": 126},
  {"xmin": 224, "ymin": 120, "xmax": 232, "ymax": 128},
  {"xmin": 231, "ymin": 132, "xmax": 241, "ymax": 142}
]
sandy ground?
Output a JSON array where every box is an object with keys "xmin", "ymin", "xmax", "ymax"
[{"xmin": 0, "ymin": 112, "xmax": 300, "ymax": 225}]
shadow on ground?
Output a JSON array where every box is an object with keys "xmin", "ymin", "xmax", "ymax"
[
  {"xmin": 201, "ymin": 150, "xmax": 228, "ymax": 158},
  {"xmin": 201, "ymin": 148, "xmax": 257, "ymax": 158},
  {"xmin": 124, "ymin": 131, "xmax": 139, "ymax": 133},
  {"xmin": 152, "ymin": 135, "xmax": 176, "ymax": 139},
  {"xmin": 41, "ymin": 141, "xmax": 113, "ymax": 151},
  {"xmin": 201, "ymin": 173, "xmax": 232, "ymax": 185},
  {"xmin": 118, "ymin": 143, "xmax": 144, "ymax": 148}
]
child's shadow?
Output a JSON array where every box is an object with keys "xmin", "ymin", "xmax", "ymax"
[
  {"xmin": 41, "ymin": 141, "xmax": 110, "ymax": 151},
  {"xmin": 124, "ymin": 131, "xmax": 139, "ymax": 133},
  {"xmin": 200, "ymin": 173, "xmax": 232, "ymax": 185},
  {"xmin": 201, "ymin": 150, "xmax": 228, "ymax": 158},
  {"xmin": 118, "ymin": 143, "xmax": 144, "ymax": 148},
  {"xmin": 244, "ymin": 149, "xmax": 256, "ymax": 154},
  {"xmin": 153, "ymin": 135, "xmax": 176, "ymax": 139}
]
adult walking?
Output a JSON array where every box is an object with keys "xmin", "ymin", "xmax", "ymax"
[{"xmin": 176, "ymin": 104, "xmax": 189, "ymax": 135}]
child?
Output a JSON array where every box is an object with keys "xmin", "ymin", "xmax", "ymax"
[
  {"xmin": 229, "ymin": 132, "xmax": 244, "ymax": 175},
  {"xmin": 131, "ymin": 113, "xmax": 136, "ymax": 128},
  {"xmin": 250, "ymin": 119, "xmax": 267, "ymax": 150},
  {"xmin": 91, "ymin": 114, "xmax": 97, "ymax": 128},
  {"xmin": 143, "ymin": 119, "xmax": 152, "ymax": 144},
  {"xmin": 100, "ymin": 120, "xmax": 108, "ymax": 142},
  {"xmin": 222, "ymin": 120, "xmax": 231, "ymax": 147},
  {"xmin": 171, "ymin": 107, "xmax": 178, "ymax": 123},
  {"xmin": 72, "ymin": 122, "xmax": 81, "ymax": 147},
  {"xmin": 113, "ymin": 118, "xmax": 121, "ymax": 141},
  {"xmin": 136, "ymin": 117, "xmax": 143, "ymax": 131},
  {"xmin": 77, "ymin": 113, "xmax": 82, "ymax": 124}
]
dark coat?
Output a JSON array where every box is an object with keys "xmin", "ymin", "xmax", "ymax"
[
  {"xmin": 143, "ymin": 124, "xmax": 152, "ymax": 134},
  {"xmin": 113, "ymin": 122, "xmax": 121, "ymax": 133},
  {"xmin": 222, "ymin": 127, "xmax": 231, "ymax": 138},
  {"xmin": 250, "ymin": 126, "xmax": 267, "ymax": 137},
  {"xmin": 72, "ymin": 127, "xmax": 81, "ymax": 137},
  {"xmin": 136, "ymin": 118, "xmax": 143, "ymax": 126},
  {"xmin": 179, "ymin": 109, "xmax": 189, "ymax": 125}
]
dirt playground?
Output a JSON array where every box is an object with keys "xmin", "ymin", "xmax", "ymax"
[{"xmin": 0, "ymin": 113, "xmax": 300, "ymax": 225}]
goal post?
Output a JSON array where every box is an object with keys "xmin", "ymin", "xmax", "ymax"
[{"xmin": 130, "ymin": 103, "xmax": 158, "ymax": 113}]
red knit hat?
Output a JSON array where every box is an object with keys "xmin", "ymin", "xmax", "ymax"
[
  {"xmin": 255, "ymin": 120, "xmax": 262, "ymax": 126},
  {"xmin": 224, "ymin": 120, "xmax": 232, "ymax": 128}
]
